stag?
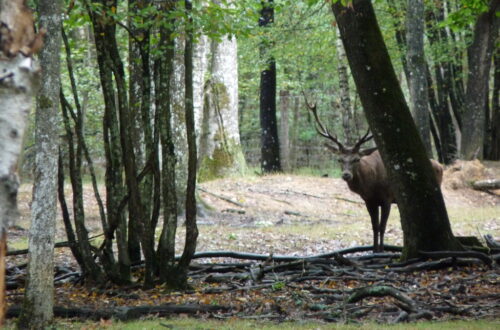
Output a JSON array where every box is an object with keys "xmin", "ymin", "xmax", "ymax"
[{"xmin": 306, "ymin": 101, "xmax": 443, "ymax": 252}]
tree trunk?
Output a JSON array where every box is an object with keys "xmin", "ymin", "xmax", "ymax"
[
  {"xmin": 279, "ymin": 90, "xmax": 291, "ymax": 171},
  {"xmin": 60, "ymin": 28, "xmax": 108, "ymax": 284},
  {"xmin": 127, "ymin": 0, "xmax": 148, "ymax": 265},
  {"xmin": 87, "ymin": 0, "xmax": 133, "ymax": 284},
  {"xmin": 176, "ymin": 0, "xmax": 198, "ymax": 287},
  {"xmin": 290, "ymin": 95, "xmax": 300, "ymax": 170},
  {"xmin": 336, "ymin": 34, "xmax": 354, "ymax": 145},
  {"xmin": 406, "ymin": 0, "xmax": 431, "ymax": 155},
  {"xmin": 461, "ymin": 0, "xmax": 499, "ymax": 160},
  {"xmin": 171, "ymin": 35, "xmax": 188, "ymax": 212},
  {"xmin": 18, "ymin": 1, "xmax": 61, "ymax": 327},
  {"xmin": 198, "ymin": 30, "xmax": 246, "ymax": 181},
  {"xmin": 155, "ymin": 0, "xmax": 179, "ymax": 286},
  {"xmin": 331, "ymin": 0, "xmax": 462, "ymax": 260},
  {"xmin": 259, "ymin": 0, "xmax": 281, "ymax": 173},
  {"xmin": 486, "ymin": 50, "xmax": 500, "ymax": 160},
  {"xmin": 0, "ymin": 1, "xmax": 43, "ymax": 325}
]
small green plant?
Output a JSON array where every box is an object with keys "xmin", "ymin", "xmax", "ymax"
[
  {"xmin": 228, "ymin": 233, "xmax": 238, "ymax": 240},
  {"xmin": 272, "ymin": 281, "xmax": 285, "ymax": 291}
]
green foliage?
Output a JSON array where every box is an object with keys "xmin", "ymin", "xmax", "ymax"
[{"xmin": 443, "ymin": 0, "xmax": 490, "ymax": 31}]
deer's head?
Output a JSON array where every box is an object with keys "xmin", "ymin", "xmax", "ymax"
[{"xmin": 304, "ymin": 96, "xmax": 377, "ymax": 182}]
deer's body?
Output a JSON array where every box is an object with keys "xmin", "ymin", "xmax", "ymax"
[
  {"xmin": 342, "ymin": 149, "xmax": 443, "ymax": 252},
  {"xmin": 305, "ymin": 96, "xmax": 443, "ymax": 252}
]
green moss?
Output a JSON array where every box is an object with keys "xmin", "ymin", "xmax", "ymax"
[{"xmin": 198, "ymin": 138, "xmax": 246, "ymax": 182}]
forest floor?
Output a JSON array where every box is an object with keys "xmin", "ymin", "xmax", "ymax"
[{"xmin": 4, "ymin": 160, "xmax": 500, "ymax": 326}]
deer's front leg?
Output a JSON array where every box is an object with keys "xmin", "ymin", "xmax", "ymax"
[
  {"xmin": 366, "ymin": 202, "xmax": 380, "ymax": 252},
  {"xmin": 379, "ymin": 202, "xmax": 391, "ymax": 252}
]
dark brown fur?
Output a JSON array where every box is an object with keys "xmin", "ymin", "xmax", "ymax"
[{"xmin": 335, "ymin": 148, "xmax": 443, "ymax": 252}]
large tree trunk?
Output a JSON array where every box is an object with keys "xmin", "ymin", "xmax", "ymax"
[
  {"xmin": 198, "ymin": 31, "xmax": 246, "ymax": 181},
  {"xmin": 461, "ymin": 0, "xmax": 499, "ymax": 159},
  {"xmin": 18, "ymin": 1, "xmax": 61, "ymax": 327},
  {"xmin": 0, "ymin": 1, "xmax": 43, "ymax": 325},
  {"xmin": 331, "ymin": 0, "xmax": 462, "ymax": 260},
  {"xmin": 406, "ymin": 0, "xmax": 431, "ymax": 155},
  {"xmin": 259, "ymin": 0, "xmax": 281, "ymax": 173}
]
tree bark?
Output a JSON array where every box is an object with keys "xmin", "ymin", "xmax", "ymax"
[
  {"xmin": 176, "ymin": 0, "xmax": 198, "ymax": 288},
  {"xmin": 155, "ymin": 0, "xmax": 179, "ymax": 286},
  {"xmin": 406, "ymin": 0, "xmax": 431, "ymax": 156},
  {"xmin": 331, "ymin": 0, "xmax": 462, "ymax": 260},
  {"xmin": 486, "ymin": 43, "xmax": 500, "ymax": 159},
  {"xmin": 198, "ymin": 26, "xmax": 246, "ymax": 181},
  {"xmin": 18, "ymin": 1, "xmax": 61, "ymax": 327},
  {"xmin": 279, "ymin": 90, "xmax": 291, "ymax": 171},
  {"xmin": 259, "ymin": 0, "xmax": 281, "ymax": 173},
  {"xmin": 0, "ymin": 1, "xmax": 43, "ymax": 325},
  {"xmin": 59, "ymin": 29, "xmax": 108, "ymax": 283},
  {"xmin": 461, "ymin": 0, "xmax": 499, "ymax": 159},
  {"xmin": 87, "ymin": 0, "xmax": 133, "ymax": 284},
  {"xmin": 336, "ymin": 34, "xmax": 354, "ymax": 145}
]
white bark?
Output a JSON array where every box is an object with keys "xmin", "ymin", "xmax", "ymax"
[
  {"xmin": 193, "ymin": 34, "xmax": 210, "ymax": 135},
  {"xmin": 171, "ymin": 36, "xmax": 188, "ymax": 211},
  {"xmin": 0, "ymin": 55, "xmax": 36, "ymax": 235},
  {"xmin": 0, "ymin": 1, "xmax": 42, "ymax": 325},
  {"xmin": 198, "ymin": 33, "xmax": 245, "ymax": 180}
]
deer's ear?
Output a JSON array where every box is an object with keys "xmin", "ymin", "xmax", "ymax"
[
  {"xmin": 324, "ymin": 143, "xmax": 340, "ymax": 154},
  {"xmin": 360, "ymin": 147, "xmax": 377, "ymax": 156}
]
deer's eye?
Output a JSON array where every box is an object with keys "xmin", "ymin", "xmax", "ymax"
[
  {"xmin": 337, "ymin": 159, "xmax": 343, "ymax": 163},
  {"xmin": 353, "ymin": 158, "xmax": 360, "ymax": 163}
]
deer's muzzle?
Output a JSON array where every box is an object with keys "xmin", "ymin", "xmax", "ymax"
[{"xmin": 342, "ymin": 172, "xmax": 353, "ymax": 182}]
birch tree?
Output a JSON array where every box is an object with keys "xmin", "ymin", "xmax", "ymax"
[{"xmin": 0, "ymin": 0, "xmax": 43, "ymax": 325}]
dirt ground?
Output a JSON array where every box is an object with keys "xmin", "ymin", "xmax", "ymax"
[
  {"xmin": 194, "ymin": 161, "xmax": 499, "ymax": 257},
  {"xmin": 8, "ymin": 160, "xmax": 500, "ymax": 261}
]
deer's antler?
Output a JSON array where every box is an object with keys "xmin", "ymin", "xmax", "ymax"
[
  {"xmin": 353, "ymin": 129, "xmax": 374, "ymax": 152},
  {"xmin": 302, "ymin": 91, "xmax": 345, "ymax": 152}
]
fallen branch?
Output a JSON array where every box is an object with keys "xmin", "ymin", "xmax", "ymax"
[
  {"xmin": 484, "ymin": 234, "xmax": 500, "ymax": 249},
  {"xmin": 333, "ymin": 195, "xmax": 363, "ymax": 205},
  {"xmin": 418, "ymin": 250, "xmax": 492, "ymax": 266},
  {"xmin": 472, "ymin": 179, "xmax": 500, "ymax": 191},
  {"xmin": 7, "ymin": 233, "xmax": 104, "ymax": 256},
  {"xmin": 390, "ymin": 257, "xmax": 482, "ymax": 272},
  {"xmin": 7, "ymin": 303, "xmax": 229, "ymax": 321},
  {"xmin": 197, "ymin": 187, "xmax": 245, "ymax": 208},
  {"xmin": 186, "ymin": 245, "xmax": 402, "ymax": 262}
]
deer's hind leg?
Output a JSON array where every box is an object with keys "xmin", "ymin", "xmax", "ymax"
[{"xmin": 366, "ymin": 202, "xmax": 380, "ymax": 252}]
